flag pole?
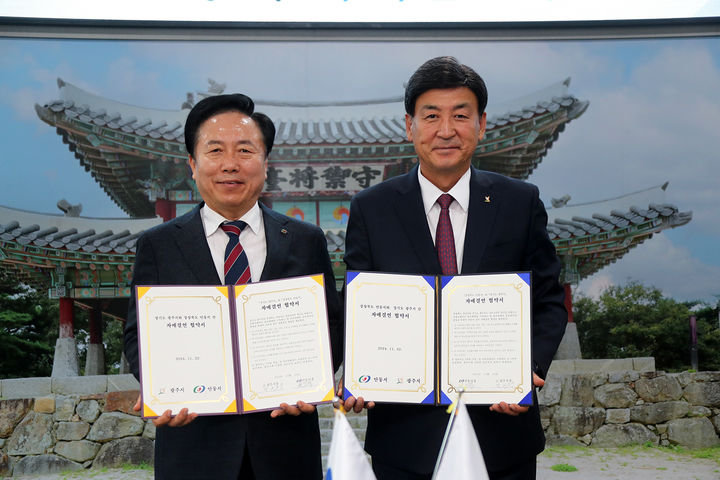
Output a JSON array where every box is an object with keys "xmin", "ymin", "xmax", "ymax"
[
  {"xmin": 334, "ymin": 395, "xmax": 347, "ymax": 414},
  {"xmin": 431, "ymin": 390, "xmax": 464, "ymax": 480}
]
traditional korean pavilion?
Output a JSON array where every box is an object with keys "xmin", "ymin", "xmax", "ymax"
[{"xmin": 0, "ymin": 78, "xmax": 691, "ymax": 374}]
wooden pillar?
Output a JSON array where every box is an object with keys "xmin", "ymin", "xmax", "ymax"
[
  {"xmin": 85, "ymin": 306, "xmax": 105, "ymax": 375},
  {"xmin": 155, "ymin": 198, "xmax": 173, "ymax": 222},
  {"xmin": 553, "ymin": 283, "xmax": 582, "ymax": 359},
  {"xmin": 89, "ymin": 307, "xmax": 102, "ymax": 344},
  {"xmin": 52, "ymin": 297, "xmax": 79, "ymax": 377},
  {"xmin": 59, "ymin": 297, "xmax": 74, "ymax": 338}
]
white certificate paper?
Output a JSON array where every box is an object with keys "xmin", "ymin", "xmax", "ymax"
[
  {"xmin": 233, "ymin": 275, "xmax": 336, "ymax": 412},
  {"xmin": 136, "ymin": 285, "xmax": 237, "ymax": 417},
  {"xmin": 136, "ymin": 275, "xmax": 335, "ymax": 418},
  {"xmin": 343, "ymin": 271, "xmax": 532, "ymax": 406},
  {"xmin": 343, "ymin": 272, "xmax": 435, "ymax": 404},
  {"xmin": 440, "ymin": 273, "xmax": 532, "ymax": 405}
]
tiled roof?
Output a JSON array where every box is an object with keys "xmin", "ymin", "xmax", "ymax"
[
  {"xmin": 35, "ymin": 78, "xmax": 588, "ymax": 217},
  {"xmin": 547, "ymin": 183, "xmax": 692, "ymax": 282},
  {"xmin": 44, "ymin": 79, "xmax": 187, "ymax": 142},
  {"xmin": 0, "ymin": 181, "xmax": 692, "ymax": 295},
  {"xmin": 546, "ymin": 183, "xmax": 691, "ymax": 240},
  {"xmin": 0, "ymin": 205, "xmax": 161, "ymax": 255},
  {"xmin": 40, "ymin": 78, "xmax": 587, "ymax": 147}
]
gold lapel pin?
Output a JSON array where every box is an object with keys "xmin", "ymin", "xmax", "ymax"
[{"xmin": 484, "ymin": 196, "xmax": 491, "ymax": 203}]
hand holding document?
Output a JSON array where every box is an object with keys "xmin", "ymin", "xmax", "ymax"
[
  {"xmin": 343, "ymin": 271, "xmax": 533, "ymax": 406},
  {"xmin": 132, "ymin": 394, "xmax": 198, "ymax": 427},
  {"xmin": 135, "ymin": 275, "xmax": 335, "ymax": 418}
]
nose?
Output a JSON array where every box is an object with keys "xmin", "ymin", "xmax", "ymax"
[
  {"xmin": 220, "ymin": 152, "xmax": 240, "ymax": 172},
  {"xmin": 437, "ymin": 117, "xmax": 455, "ymax": 138}
]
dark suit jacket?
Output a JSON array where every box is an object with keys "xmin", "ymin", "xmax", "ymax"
[
  {"xmin": 124, "ymin": 202, "xmax": 342, "ymax": 480},
  {"xmin": 344, "ymin": 166, "xmax": 567, "ymax": 474}
]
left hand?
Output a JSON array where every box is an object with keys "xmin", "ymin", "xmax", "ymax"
[
  {"xmin": 489, "ymin": 373, "xmax": 544, "ymax": 416},
  {"xmin": 270, "ymin": 400, "xmax": 316, "ymax": 418}
]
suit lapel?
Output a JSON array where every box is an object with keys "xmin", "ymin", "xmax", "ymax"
[
  {"xmin": 462, "ymin": 168, "xmax": 499, "ymax": 273},
  {"xmin": 259, "ymin": 203, "xmax": 291, "ymax": 281},
  {"xmin": 173, "ymin": 204, "xmax": 221, "ymax": 284},
  {"xmin": 394, "ymin": 167, "xmax": 442, "ymax": 274}
]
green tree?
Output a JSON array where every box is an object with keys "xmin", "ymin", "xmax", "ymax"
[
  {"xmin": 573, "ymin": 282, "xmax": 718, "ymax": 371},
  {"xmin": 69, "ymin": 308, "xmax": 126, "ymax": 375},
  {"xmin": 0, "ymin": 273, "xmax": 57, "ymax": 378},
  {"xmin": 103, "ymin": 318, "xmax": 125, "ymax": 374}
]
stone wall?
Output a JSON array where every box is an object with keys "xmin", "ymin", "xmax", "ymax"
[
  {"xmin": 0, "ymin": 374, "xmax": 362, "ymax": 477},
  {"xmin": 0, "ymin": 375, "xmax": 152, "ymax": 477},
  {"xmin": 538, "ymin": 369, "xmax": 720, "ymax": 449},
  {"xmin": 3, "ymin": 363, "xmax": 720, "ymax": 476}
]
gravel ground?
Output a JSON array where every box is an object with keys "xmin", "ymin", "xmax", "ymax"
[
  {"xmin": 537, "ymin": 445, "xmax": 720, "ymax": 480},
  {"xmin": 8, "ymin": 446, "xmax": 720, "ymax": 479}
]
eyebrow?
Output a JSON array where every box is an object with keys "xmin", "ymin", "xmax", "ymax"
[
  {"xmin": 418, "ymin": 102, "xmax": 472, "ymax": 112},
  {"xmin": 203, "ymin": 139, "xmax": 256, "ymax": 147}
]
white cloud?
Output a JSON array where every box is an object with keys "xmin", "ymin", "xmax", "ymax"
[
  {"xmin": 554, "ymin": 42, "xmax": 720, "ymax": 290},
  {"xmin": 125, "ymin": 41, "xmax": 590, "ymax": 106},
  {"xmin": 100, "ymin": 56, "xmax": 172, "ymax": 107},
  {"xmin": 530, "ymin": 39, "xmax": 720, "ymax": 294},
  {"xmin": 577, "ymin": 274, "xmax": 614, "ymax": 299},
  {"xmin": 0, "ymin": 52, "xmax": 80, "ymax": 122},
  {"xmin": 576, "ymin": 233, "xmax": 720, "ymax": 302}
]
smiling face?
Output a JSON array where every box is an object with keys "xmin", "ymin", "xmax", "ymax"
[
  {"xmin": 406, "ymin": 87, "xmax": 487, "ymax": 191},
  {"xmin": 188, "ymin": 110, "xmax": 267, "ymax": 220}
]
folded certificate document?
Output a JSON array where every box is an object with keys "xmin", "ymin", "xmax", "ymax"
[
  {"xmin": 343, "ymin": 271, "xmax": 533, "ymax": 406},
  {"xmin": 136, "ymin": 275, "xmax": 335, "ymax": 418}
]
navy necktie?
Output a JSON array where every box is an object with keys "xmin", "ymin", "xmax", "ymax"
[
  {"xmin": 220, "ymin": 221, "xmax": 251, "ymax": 285},
  {"xmin": 436, "ymin": 194, "xmax": 458, "ymax": 275}
]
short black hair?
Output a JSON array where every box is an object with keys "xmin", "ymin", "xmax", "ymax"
[
  {"xmin": 184, "ymin": 93, "xmax": 275, "ymax": 157},
  {"xmin": 249, "ymin": 112, "xmax": 276, "ymax": 158},
  {"xmin": 404, "ymin": 56, "xmax": 488, "ymax": 116}
]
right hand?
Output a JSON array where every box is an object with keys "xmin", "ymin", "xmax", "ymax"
[
  {"xmin": 134, "ymin": 394, "xmax": 198, "ymax": 427},
  {"xmin": 336, "ymin": 379, "xmax": 375, "ymax": 413}
]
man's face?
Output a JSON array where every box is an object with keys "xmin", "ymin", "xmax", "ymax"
[
  {"xmin": 406, "ymin": 87, "xmax": 486, "ymax": 190},
  {"xmin": 189, "ymin": 111, "xmax": 267, "ymax": 220}
]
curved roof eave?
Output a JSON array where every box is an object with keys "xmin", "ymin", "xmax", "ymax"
[
  {"xmin": 0, "ymin": 204, "xmax": 163, "ymax": 254},
  {"xmin": 47, "ymin": 77, "xmax": 585, "ymax": 144}
]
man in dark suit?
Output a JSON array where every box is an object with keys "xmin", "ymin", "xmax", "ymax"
[
  {"xmin": 343, "ymin": 57, "xmax": 567, "ymax": 479},
  {"xmin": 123, "ymin": 93, "xmax": 342, "ymax": 480}
]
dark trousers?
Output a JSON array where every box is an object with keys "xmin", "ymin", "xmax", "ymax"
[
  {"xmin": 372, "ymin": 457, "xmax": 537, "ymax": 480},
  {"xmin": 238, "ymin": 445, "xmax": 255, "ymax": 479}
]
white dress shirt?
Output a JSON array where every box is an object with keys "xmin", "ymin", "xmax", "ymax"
[
  {"xmin": 200, "ymin": 203, "xmax": 267, "ymax": 283},
  {"xmin": 417, "ymin": 167, "xmax": 471, "ymax": 274}
]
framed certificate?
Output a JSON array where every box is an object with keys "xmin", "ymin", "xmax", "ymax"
[
  {"xmin": 343, "ymin": 271, "xmax": 532, "ymax": 406},
  {"xmin": 136, "ymin": 274, "xmax": 335, "ymax": 418}
]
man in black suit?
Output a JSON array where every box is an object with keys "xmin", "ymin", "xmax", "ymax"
[
  {"xmin": 123, "ymin": 93, "xmax": 342, "ymax": 480},
  {"xmin": 343, "ymin": 57, "xmax": 567, "ymax": 479}
]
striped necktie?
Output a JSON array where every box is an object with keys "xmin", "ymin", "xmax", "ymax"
[
  {"xmin": 220, "ymin": 220, "xmax": 251, "ymax": 285},
  {"xmin": 436, "ymin": 193, "xmax": 458, "ymax": 275}
]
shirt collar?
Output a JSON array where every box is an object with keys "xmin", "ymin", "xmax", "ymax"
[
  {"xmin": 200, "ymin": 202, "xmax": 262, "ymax": 237},
  {"xmin": 417, "ymin": 166, "xmax": 471, "ymax": 215}
]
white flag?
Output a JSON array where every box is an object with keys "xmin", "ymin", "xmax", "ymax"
[
  {"xmin": 434, "ymin": 400, "xmax": 490, "ymax": 480},
  {"xmin": 326, "ymin": 409, "xmax": 376, "ymax": 480}
]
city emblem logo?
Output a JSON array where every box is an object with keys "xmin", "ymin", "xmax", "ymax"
[
  {"xmin": 359, "ymin": 375, "xmax": 371, "ymax": 383},
  {"xmin": 193, "ymin": 385, "xmax": 206, "ymax": 393}
]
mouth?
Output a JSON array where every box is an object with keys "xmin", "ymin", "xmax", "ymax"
[
  {"xmin": 433, "ymin": 146, "xmax": 461, "ymax": 152},
  {"xmin": 217, "ymin": 180, "xmax": 244, "ymax": 185}
]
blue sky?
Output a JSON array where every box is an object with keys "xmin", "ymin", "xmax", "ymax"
[{"xmin": 1, "ymin": 36, "xmax": 719, "ymax": 302}]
